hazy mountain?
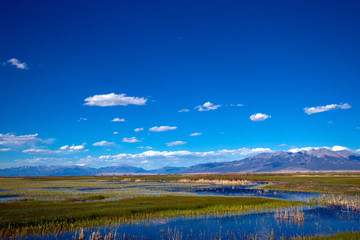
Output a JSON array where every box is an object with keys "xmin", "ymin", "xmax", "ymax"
[
  {"xmin": 149, "ymin": 166, "xmax": 186, "ymax": 174},
  {"xmin": 177, "ymin": 148, "xmax": 360, "ymax": 173},
  {"xmin": 0, "ymin": 165, "xmax": 98, "ymax": 177},
  {"xmin": 98, "ymin": 165, "xmax": 148, "ymax": 174},
  {"xmin": 1, "ymin": 148, "xmax": 359, "ymax": 176}
]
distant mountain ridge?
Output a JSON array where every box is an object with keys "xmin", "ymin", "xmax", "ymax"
[{"xmin": 1, "ymin": 148, "xmax": 360, "ymax": 176}]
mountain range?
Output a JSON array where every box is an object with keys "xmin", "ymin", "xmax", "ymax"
[{"xmin": 1, "ymin": 148, "xmax": 360, "ymax": 177}]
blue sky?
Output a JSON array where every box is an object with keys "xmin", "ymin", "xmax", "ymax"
[{"xmin": 0, "ymin": 0, "xmax": 359, "ymax": 169}]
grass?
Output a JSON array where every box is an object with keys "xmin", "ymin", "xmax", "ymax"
[
  {"xmin": 304, "ymin": 231, "xmax": 360, "ymax": 239},
  {"xmin": 119, "ymin": 172, "xmax": 360, "ymax": 195},
  {"xmin": 3, "ymin": 173, "xmax": 360, "ymax": 195},
  {"xmin": 0, "ymin": 195, "xmax": 305, "ymax": 238},
  {"xmin": 0, "ymin": 179, "xmax": 199, "ymax": 201}
]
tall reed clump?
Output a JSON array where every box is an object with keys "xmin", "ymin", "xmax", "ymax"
[
  {"xmin": 274, "ymin": 207, "xmax": 305, "ymax": 224},
  {"xmin": 316, "ymin": 194, "xmax": 360, "ymax": 211},
  {"xmin": 178, "ymin": 179, "xmax": 255, "ymax": 185},
  {"xmin": 75, "ymin": 228, "xmax": 116, "ymax": 240}
]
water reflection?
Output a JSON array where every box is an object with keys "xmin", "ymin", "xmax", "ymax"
[{"xmin": 26, "ymin": 206, "xmax": 360, "ymax": 240}]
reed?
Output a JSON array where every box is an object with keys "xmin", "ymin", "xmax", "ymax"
[
  {"xmin": 274, "ymin": 207, "xmax": 305, "ymax": 224},
  {"xmin": 0, "ymin": 196, "xmax": 305, "ymax": 238},
  {"xmin": 178, "ymin": 179, "xmax": 255, "ymax": 185}
]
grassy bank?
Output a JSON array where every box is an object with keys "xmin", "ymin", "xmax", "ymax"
[
  {"xmin": 3, "ymin": 173, "xmax": 360, "ymax": 195},
  {"xmin": 305, "ymin": 231, "xmax": 360, "ymax": 239},
  {"xmin": 101, "ymin": 172, "xmax": 360, "ymax": 194},
  {"xmin": 0, "ymin": 196, "xmax": 305, "ymax": 238}
]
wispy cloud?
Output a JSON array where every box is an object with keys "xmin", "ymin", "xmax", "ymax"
[
  {"xmin": 22, "ymin": 149, "xmax": 61, "ymax": 155},
  {"xmin": 196, "ymin": 102, "xmax": 221, "ymax": 111},
  {"xmin": 228, "ymin": 104, "xmax": 244, "ymax": 107},
  {"xmin": 122, "ymin": 137, "xmax": 141, "ymax": 143},
  {"xmin": 96, "ymin": 147, "xmax": 272, "ymax": 168},
  {"xmin": 137, "ymin": 146, "xmax": 153, "ymax": 149},
  {"xmin": 134, "ymin": 128, "xmax": 144, "ymax": 132},
  {"xmin": 111, "ymin": 118, "xmax": 125, "ymax": 122},
  {"xmin": 93, "ymin": 141, "xmax": 115, "ymax": 146},
  {"xmin": 190, "ymin": 132, "xmax": 202, "ymax": 136},
  {"xmin": 304, "ymin": 103, "xmax": 351, "ymax": 115},
  {"xmin": 0, "ymin": 133, "xmax": 41, "ymax": 147},
  {"xmin": 113, "ymin": 132, "xmax": 119, "ymax": 135},
  {"xmin": 23, "ymin": 143, "xmax": 88, "ymax": 155},
  {"xmin": 149, "ymin": 126, "xmax": 177, "ymax": 132},
  {"xmin": 178, "ymin": 109, "xmax": 190, "ymax": 113},
  {"xmin": 166, "ymin": 141, "xmax": 187, "ymax": 147},
  {"xmin": 4, "ymin": 58, "xmax": 28, "ymax": 69},
  {"xmin": 14, "ymin": 157, "xmax": 71, "ymax": 166},
  {"xmin": 84, "ymin": 93, "xmax": 147, "ymax": 107},
  {"xmin": 0, "ymin": 148, "xmax": 11, "ymax": 152},
  {"xmin": 249, "ymin": 113, "xmax": 270, "ymax": 121}
]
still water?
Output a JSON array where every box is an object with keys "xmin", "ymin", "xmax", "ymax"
[{"xmin": 25, "ymin": 206, "xmax": 360, "ymax": 240}]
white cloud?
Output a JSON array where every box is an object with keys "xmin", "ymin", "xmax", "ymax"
[
  {"xmin": 190, "ymin": 132, "xmax": 202, "ymax": 136},
  {"xmin": 134, "ymin": 128, "xmax": 144, "ymax": 132},
  {"xmin": 113, "ymin": 132, "xmax": 119, "ymax": 135},
  {"xmin": 93, "ymin": 141, "xmax": 115, "ymax": 147},
  {"xmin": 78, "ymin": 117, "xmax": 87, "ymax": 121},
  {"xmin": 249, "ymin": 113, "xmax": 270, "ymax": 121},
  {"xmin": 23, "ymin": 148, "xmax": 61, "ymax": 155},
  {"xmin": 288, "ymin": 146, "xmax": 349, "ymax": 153},
  {"xmin": 196, "ymin": 102, "xmax": 221, "ymax": 111},
  {"xmin": 278, "ymin": 144, "xmax": 287, "ymax": 147},
  {"xmin": 356, "ymin": 149, "xmax": 360, "ymax": 152},
  {"xmin": 288, "ymin": 147, "xmax": 327, "ymax": 153},
  {"xmin": 122, "ymin": 137, "xmax": 141, "ymax": 143},
  {"xmin": 59, "ymin": 143, "xmax": 87, "ymax": 153},
  {"xmin": 14, "ymin": 147, "xmax": 273, "ymax": 168},
  {"xmin": 178, "ymin": 109, "xmax": 190, "ymax": 113},
  {"xmin": 229, "ymin": 104, "xmax": 244, "ymax": 107},
  {"xmin": 0, "ymin": 148, "xmax": 11, "ymax": 152},
  {"xmin": 111, "ymin": 118, "xmax": 125, "ymax": 122},
  {"xmin": 331, "ymin": 145, "xmax": 349, "ymax": 151},
  {"xmin": 96, "ymin": 147, "xmax": 273, "ymax": 167},
  {"xmin": 23, "ymin": 144, "xmax": 88, "ymax": 155},
  {"xmin": 304, "ymin": 103, "xmax": 351, "ymax": 115},
  {"xmin": 84, "ymin": 93, "xmax": 147, "ymax": 107},
  {"xmin": 5, "ymin": 58, "xmax": 28, "ymax": 69},
  {"xmin": 60, "ymin": 144, "xmax": 83, "ymax": 150},
  {"xmin": 0, "ymin": 133, "xmax": 41, "ymax": 147},
  {"xmin": 166, "ymin": 141, "xmax": 187, "ymax": 147},
  {"xmin": 149, "ymin": 126, "xmax": 177, "ymax": 132},
  {"xmin": 137, "ymin": 146, "xmax": 153, "ymax": 149}
]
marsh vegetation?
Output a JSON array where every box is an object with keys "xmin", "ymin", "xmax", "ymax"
[{"xmin": 0, "ymin": 173, "xmax": 359, "ymax": 239}]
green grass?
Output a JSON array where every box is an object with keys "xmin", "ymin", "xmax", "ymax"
[
  {"xmin": 117, "ymin": 172, "xmax": 360, "ymax": 195},
  {"xmin": 2, "ymin": 173, "xmax": 360, "ymax": 200},
  {"xmin": 0, "ymin": 179, "xmax": 199, "ymax": 201},
  {"xmin": 0, "ymin": 195, "xmax": 305, "ymax": 238},
  {"xmin": 304, "ymin": 231, "xmax": 360, "ymax": 239}
]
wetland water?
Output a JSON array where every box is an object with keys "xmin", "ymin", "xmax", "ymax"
[
  {"xmin": 168, "ymin": 182, "xmax": 326, "ymax": 202},
  {"xmin": 9, "ymin": 182, "xmax": 360, "ymax": 240},
  {"xmin": 25, "ymin": 206, "xmax": 360, "ymax": 240}
]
